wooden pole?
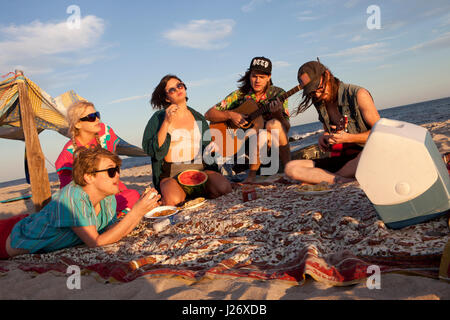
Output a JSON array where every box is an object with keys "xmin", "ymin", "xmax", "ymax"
[{"xmin": 15, "ymin": 70, "xmax": 51, "ymax": 212}]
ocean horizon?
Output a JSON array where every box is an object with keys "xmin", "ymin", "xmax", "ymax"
[{"xmin": 1, "ymin": 96, "xmax": 448, "ymax": 188}]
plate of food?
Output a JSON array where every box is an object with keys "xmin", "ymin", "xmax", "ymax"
[
  {"xmin": 296, "ymin": 182, "xmax": 333, "ymax": 195},
  {"xmin": 144, "ymin": 206, "xmax": 179, "ymax": 219},
  {"xmin": 182, "ymin": 197, "xmax": 206, "ymax": 210}
]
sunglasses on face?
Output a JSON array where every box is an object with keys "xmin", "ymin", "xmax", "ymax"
[
  {"xmin": 93, "ymin": 165, "xmax": 120, "ymax": 178},
  {"xmin": 166, "ymin": 82, "xmax": 185, "ymax": 95},
  {"xmin": 79, "ymin": 111, "xmax": 101, "ymax": 122}
]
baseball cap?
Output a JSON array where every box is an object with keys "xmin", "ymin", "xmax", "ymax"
[
  {"xmin": 249, "ymin": 56, "xmax": 272, "ymax": 75},
  {"xmin": 297, "ymin": 60, "xmax": 327, "ymax": 96}
]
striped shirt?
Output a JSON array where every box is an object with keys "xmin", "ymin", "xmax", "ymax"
[{"xmin": 10, "ymin": 183, "xmax": 117, "ymax": 253}]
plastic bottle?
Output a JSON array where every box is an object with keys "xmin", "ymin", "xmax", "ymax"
[
  {"xmin": 153, "ymin": 218, "xmax": 171, "ymax": 232},
  {"xmin": 170, "ymin": 214, "xmax": 191, "ymax": 225},
  {"xmin": 153, "ymin": 214, "xmax": 191, "ymax": 232}
]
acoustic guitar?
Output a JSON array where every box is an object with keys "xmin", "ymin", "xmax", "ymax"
[{"xmin": 209, "ymin": 85, "xmax": 302, "ymax": 158}]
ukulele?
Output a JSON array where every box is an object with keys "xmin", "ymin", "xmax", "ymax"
[{"xmin": 209, "ymin": 85, "xmax": 302, "ymax": 158}]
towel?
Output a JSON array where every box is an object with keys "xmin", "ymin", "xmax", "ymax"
[{"xmin": 0, "ymin": 214, "xmax": 29, "ymax": 259}]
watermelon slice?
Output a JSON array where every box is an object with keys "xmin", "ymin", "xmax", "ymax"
[{"xmin": 178, "ymin": 170, "xmax": 208, "ymax": 196}]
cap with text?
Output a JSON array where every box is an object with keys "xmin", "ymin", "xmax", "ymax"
[{"xmin": 249, "ymin": 57, "xmax": 272, "ymax": 75}]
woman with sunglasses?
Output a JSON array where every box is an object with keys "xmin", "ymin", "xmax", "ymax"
[
  {"xmin": 142, "ymin": 74, "xmax": 232, "ymax": 206},
  {"xmin": 284, "ymin": 60, "xmax": 380, "ymax": 185},
  {"xmin": 1, "ymin": 147, "xmax": 160, "ymax": 259},
  {"xmin": 55, "ymin": 101, "xmax": 140, "ymax": 214}
]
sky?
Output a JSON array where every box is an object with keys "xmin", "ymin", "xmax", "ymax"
[{"xmin": 1, "ymin": 0, "xmax": 450, "ymax": 183}]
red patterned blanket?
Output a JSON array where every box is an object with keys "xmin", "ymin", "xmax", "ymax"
[{"xmin": 1, "ymin": 181, "xmax": 448, "ymax": 286}]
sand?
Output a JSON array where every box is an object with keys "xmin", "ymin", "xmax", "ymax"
[{"xmin": 0, "ymin": 120, "xmax": 449, "ymax": 300}]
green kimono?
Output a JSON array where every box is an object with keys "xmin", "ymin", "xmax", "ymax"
[{"xmin": 142, "ymin": 107, "xmax": 218, "ymax": 191}]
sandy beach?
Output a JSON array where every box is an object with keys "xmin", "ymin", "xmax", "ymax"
[{"xmin": 0, "ymin": 120, "xmax": 449, "ymax": 300}]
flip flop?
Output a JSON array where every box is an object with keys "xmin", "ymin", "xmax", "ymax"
[{"xmin": 0, "ymin": 194, "xmax": 32, "ymax": 204}]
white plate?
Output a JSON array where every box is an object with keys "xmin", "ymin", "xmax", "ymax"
[
  {"xmin": 183, "ymin": 199, "xmax": 206, "ymax": 210},
  {"xmin": 144, "ymin": 206, "xmax": 179, "ymax": 219}
]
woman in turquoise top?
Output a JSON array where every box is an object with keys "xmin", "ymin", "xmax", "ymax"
[
  {"xmin": 142, "ymin": 74, "xmax": 232, "ymax": 206},
  {"xmin": 1, "ymin": 147, "xmax": 160, "ymax": 259}
]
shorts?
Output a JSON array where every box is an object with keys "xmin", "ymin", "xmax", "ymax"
[
  {"xmin": 160, "ymin": 161, "xmax": 205, "ymax": 180},
  {"xmin": 0, "ymin": 214, "xmax": 29, "ymax": 259},
  {"xmin": 313, "ymin": 152, "xmax": 361, "ymax": 173},
  {"xmin": 161, "ymin": 161, "xmax": 207, "ymax": 199}
]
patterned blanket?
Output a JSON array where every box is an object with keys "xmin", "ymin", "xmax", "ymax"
[{"xmin": 1, "ymin": 181, "xmax": 449, "ymax": 286}]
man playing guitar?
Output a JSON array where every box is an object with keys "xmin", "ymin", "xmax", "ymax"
[{"xmin": 205, "ymin": 56, "xmax": 291, "ymax": 182}]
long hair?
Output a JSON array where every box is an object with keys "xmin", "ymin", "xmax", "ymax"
[
  {"xmin": 237, "ymin": 70, "xmax": 273, "ymax": 95},
  {"xmin": 66, "ymin": 101, "xmax": 101, "ymax": 148},
  {"xmin": 150, "ymin": 74, "xmax": 188, "ymax": 110},
  {"xmin": 293, "ymin": 69, "xmax": 340, "ymax": 116}
]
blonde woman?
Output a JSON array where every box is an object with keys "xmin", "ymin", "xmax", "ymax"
[{"xmin": 55, "ymin": 101, "xmax": 140, "ymax": 213}]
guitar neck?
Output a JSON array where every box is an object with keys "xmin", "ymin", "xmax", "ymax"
[
  {"xmin": 248, "ymin": 84, "xmax": 302, "ymax": 120},
  {"xmin": 277, "ymin": 85, "xmax": 302, "ymax": 102}
]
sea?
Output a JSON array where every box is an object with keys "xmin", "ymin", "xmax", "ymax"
[
  {"xmin": 122, "ymin": 96, "xmax": 450, "ymax": 169},
  {"xmin": 0, "ymin": 96, "xmax": 449, "ymax": 187},
  {"xmin": 287, "ymin": 96, "xmax": 450, "ymax": 153}
]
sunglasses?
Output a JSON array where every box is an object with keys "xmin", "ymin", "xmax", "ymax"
[
  {"xmin": 79, "ymin": 111, "xmax": 101, "ymax": 122},
  {"xmin": 166, "ymin": 82, "xmax": 185, "ymax": 95},
  {"xmin": 93, "ymin": 165, "xmax": 120, "ymax": 178}
]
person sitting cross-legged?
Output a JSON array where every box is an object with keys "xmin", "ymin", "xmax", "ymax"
[
  {"xmin": 205, "ymin": 57, "xmax": 292, "ymax": 183},
  {"xmin": 142, "ymin": 74, "xmax": 232, "ymax": 206},
  {"xmin": 284, "ymin": 60, "xmax": 380, "ymax": 184}
]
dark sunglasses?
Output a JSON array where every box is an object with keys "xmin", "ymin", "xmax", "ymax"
[
  {"xmin": 79, "ymin": 111, "xmax": 101, "ymax": 122},
  {"xmin": 166, "ymin": 82, "xmax": 185, "ymax": 95},
  {"xmin": 93, "ymin": 165, "xmax": 120, "ymax": 178}
]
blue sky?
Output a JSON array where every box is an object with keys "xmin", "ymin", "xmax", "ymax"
[{"xmin": 1, "ymin": 0, "xmax": 450, "ymax": 182}]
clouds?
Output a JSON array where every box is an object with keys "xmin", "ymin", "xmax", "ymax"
[
  {"xmin": 241, "ymin": 0, "xmax": 272, "ymax": 12},
  {"xmin": 1, "ymin": 16, "xmax": 104, "ymax": 56},
  {"xmin": 0, "ymin": 15, "xmax": 106, "ymax": 79},
  {"xmin": 162, "ymin": 0, "xmax": 271, "ymax": 51},
  {"xmin": 296, "ymin": 10, "xmax": 323, "ymax": 22},
  {"xmin": 322, "ymin": 42, "xmax": 387, "ymax": 59},
  {"xmin": 318, "ymin": 30, "xmax": 450, "ymax": 68},
  {"xmin": 107, "ymin": 94, "xmax": 150, "ymax": 105},
  {"xmin": 163, "ymin": 19, "xmax": 235, "ymax": 50},
  {"xmin": 408, "ymin": 32, "xmax": 450, "ymax": 52},
  {"xmin": 273, "ymin": 60, "xmax": 291, "ymax": 68}
]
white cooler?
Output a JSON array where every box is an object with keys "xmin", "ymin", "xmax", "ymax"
[{"xmin": 355, "ymin": 118, "xmax": 450, "ymax": 229}]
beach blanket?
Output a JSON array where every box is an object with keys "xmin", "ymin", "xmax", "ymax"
[{"xmin": 1, "ymin": 181, "xmax": 448, "ymax": 286}]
